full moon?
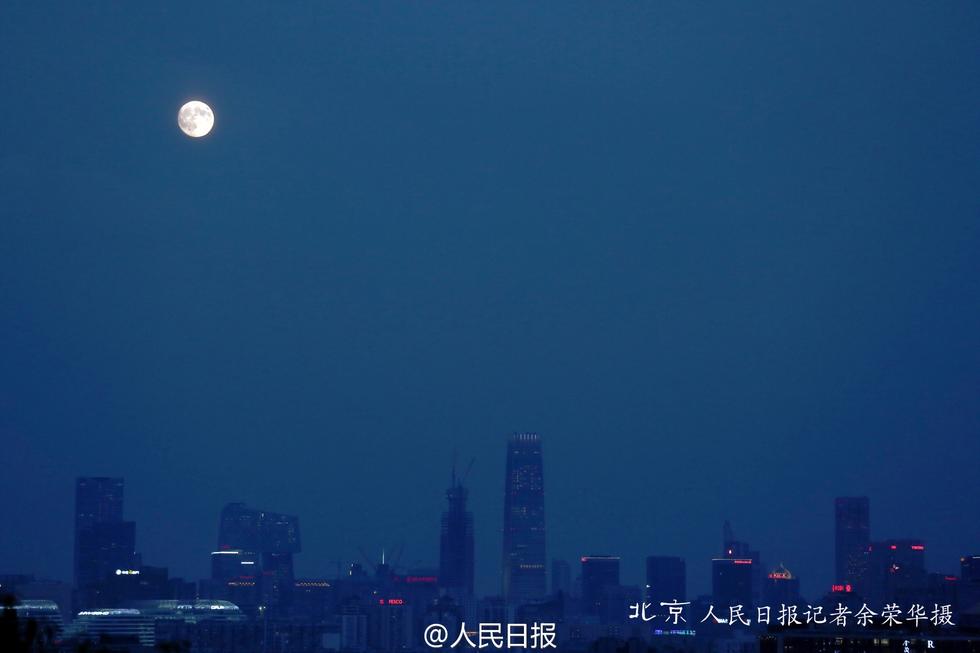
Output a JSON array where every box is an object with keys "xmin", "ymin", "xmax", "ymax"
[{"xmin": 177, "ymin": 100, "xmax": 214, "ymax": 138}]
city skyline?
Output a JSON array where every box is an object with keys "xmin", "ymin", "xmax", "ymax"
[{"xmin": 3, "ymin": 439, "xmax": 976, "ymax": 604}]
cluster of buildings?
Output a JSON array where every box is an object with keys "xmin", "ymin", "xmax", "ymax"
[{"xmin": 1, "ymin": 433, "xmax": 978, "ymax": 652}]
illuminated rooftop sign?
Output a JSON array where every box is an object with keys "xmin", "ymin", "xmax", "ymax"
[{"xmin": 398, "ymin": 575, "xmax": 438, "ymax": 584}]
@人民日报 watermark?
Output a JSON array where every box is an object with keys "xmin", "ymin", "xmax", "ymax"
[{"xmin": 423, "ymin": 622, "xmax": 557, "ymax": 649}]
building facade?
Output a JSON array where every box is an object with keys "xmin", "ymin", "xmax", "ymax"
[
  {"xmin": 502, "ymin": 433, "xmax": 547, "ymax": 603},
  {"xmin": 835, "ymin": 497, "xmax": 871, "ymax": 593},
  {"xmin": 439, "ymin": 469, "xmax": 475, "ymax": 598},
  {"xmin": 74, "ymin": 477, "xmax": 137, "ymax": 611},
  {"xmin": 645, "ymin": 556, "xmax": 686, "ymax": 606},
  {"xmin": 213, "ymin": 502, "xmax": 301, "ymax": 612},
  {"xmin": 581, "ymin": 556, "xmax": 621, "ymax": 616}
]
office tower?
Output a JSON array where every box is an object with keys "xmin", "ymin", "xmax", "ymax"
[
  {"xmin": 74, "ymin": 477, "xmax": 137, "ymax": 610},
  {"xmin": 921, "ymin": 572, "xmax": 959, "ymax": 611},
  {"xmin": 502, "ymin": 433, "xmax": 546, "ymax": 603},
  {"xmin": 960, "ymin": 555, "xmax": 980, "ymax": 614},
  {"xmin": 369, "ymin": 597, "xmax": 414, "ymax": 652},
  {"xmin": 721, "ymin": 521, "xmax": 762, "ymax": 605},
  {"xmin": 217, "ymin": 502, "xmax": 263, "ymax": 551},
  {"xmin": 551, "ymin": 559, "xmax": 572, "ymax": 596},
  {"xmin": 712, "ymin": 557, "xmax": 754, "ymax": 609},
  {"xmin": 866, "ymin": 539, "xmax": 926, "ymax": 606},
  {"xmin": 835, "ymin": 497, "xmax": 870, "ymax": 593},
  {"xmin": 963, "ymin": 556, "xmax": 980, "ymax": 584},
  {"xmin": 439, "ymin": 466, "xmax": 475, "ymax": 597},
  {"xmin": 645, "ymin": 556, "xmax": 686, "ymax": 605},
  {"xmin": 763, "ymin": 564, "xmax": 801, "ymax": 606},
  {"xmin": 581, "ymin": 556, "xmax": 620, "ymax": 615},
  {"xmin": 90, "ymin": 522, "xmax": 137, "ymax": 578},
  {"xmin": 75, "ymin": 477, "xmax": 124, "ymax": 588},
  {"xmin": 341, "ymin": 611, "xmax": 369, "ymax": 653},
  {"xmin": 600, "ymin": 585, "xmax": 642, "ymax": 625},
  {"xmin": 214, "ymin": 502, "xmax": 301, "ymax": 610}
]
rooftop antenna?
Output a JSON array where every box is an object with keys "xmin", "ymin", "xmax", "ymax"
[{"xmin": 460, "ymin": 457, "xmax": 475, "ymax": 485}]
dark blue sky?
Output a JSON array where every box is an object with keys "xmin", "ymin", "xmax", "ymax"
[{"xmin": 1, "ymin": 3, "xmax": 978, "ymax": 600}]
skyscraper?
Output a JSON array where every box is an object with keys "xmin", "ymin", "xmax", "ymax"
[
  {"xmin": 961, "ymin": 555, "xmax": 980, "ymax": 615},
  {"xmin": 439, "ymin": 466, "xmax": 475, "ymax": 597},
  {"xmin": 581, "ymin": 556, "xmax": 620, "ymax": 615},
  {"xmin": 215, "ymin": 502, "xmax": 301, "ymax": 610},
  {"xmin": 866, "ymin": 539, "xmax": 926, "ymax": 606},
  {"xmin": 75, "ymin": 477, "xmax": 124, "ymax": 588},
  {"xmin": 645, "ymin": 556, "xmax": 686, "ymax": 605},
  {"xmin": 834, "ymin": 497, "xmax": 870, "ymax": 591},
  {"xmin": 712, "ymin": 558, "xmax": 754, "ymax": 609},
  {"xmin": 721, "ymin": 521, "xmax": 762, "ymax": 606},
  {"xmin": 551, "ymin": 559, "xmax": 571, "ymax": 596},
  {"xmin": 502, "ymin": 433, "xmax": 546, "ymax": 603},
  {"xmin": 74, "ymin": 477, "xmax": 137, "ymax": 610},
  {"xmin": 763, "ymin": 564, "xmax": 801, "ymax": 606}
]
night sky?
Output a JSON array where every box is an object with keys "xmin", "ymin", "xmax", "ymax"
[{"xmin": 1, "ymin": 3, "xmax": 978, "ymax": 600}]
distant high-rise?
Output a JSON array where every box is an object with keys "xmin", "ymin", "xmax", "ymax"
[
  {"xmin": 712, "ymin": 557, "xmax": 754, "ymax": 609},
  {"xmin": 835, "ymin": 497, "xmax": 870, "ymax": 591},
  {"xmin": 551, "ymin": 559, "xmax": 572, "ymax": 596},
  {"xmin": 581, "ymin": 556, "xmax": 620, "ymax": 615},
  {"xmin": 440, "ymin": 465, "xmax": 475, "ymax": 597},
  {"xmin": 645, "ymin": 556, "xmax": 685, "ymax": 605},
  {"xmin": 866, "ymin": 539, "xmax": 926, "ymax": 606},
  {"xmin": 721, "ymin": 521, "xmax": 762, "ymax": 605},
  {"xmin": 502, "ymin": 433, "xmax": 546, "ymax": 603},
  {"xmin": 963, "ymin": 556, "xmax": 980, "ymax": 584},
  {"xmin": 961, "ymin": 555, "xmax": 980, "ymax": 614},
  {"xmin": 215, "ymin": 502, "xmax": 301, "ymax": 610},
  {"xmin": 75, "ymin": 477, "xmax": 124, "ymax": 587},
  {"xmin": 74, "ymin": 477, "xmax": 136, "ymax": 610},
  {"xmin": 763, "ymin": 564, "xmax": 801, "ymax": 606}
]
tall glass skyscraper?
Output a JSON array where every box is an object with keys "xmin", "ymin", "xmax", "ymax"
[
  {"xmin": 74, "ymin": 477, "xmax": 136, "ymax": 610},
  {"xmin": 834, "ymin": 496, "xmax": 870, "ymax": 591},
  {"xmin": 502, "ymin": 432, "xmax": 546, "ymax": 603}
]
